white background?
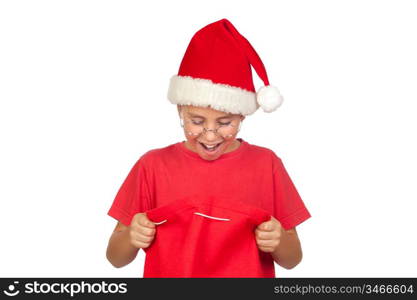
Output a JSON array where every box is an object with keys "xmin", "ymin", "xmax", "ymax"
[{"xmin": 1, "ymin": 0, "xmax": 416, "ymax": 277}]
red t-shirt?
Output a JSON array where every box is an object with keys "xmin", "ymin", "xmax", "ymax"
[{"xmin": 107, "ymin": 138, "xmax": 311, "ymax": 277}]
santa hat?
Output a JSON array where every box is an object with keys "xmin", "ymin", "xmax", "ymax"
[{"xmin": 167, "ymin": 18, "xmax": 284, "ymax": 116}]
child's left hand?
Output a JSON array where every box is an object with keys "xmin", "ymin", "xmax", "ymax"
[{"xmin": 255, "ymin": 216, "xmax": 283, "ymax": 253}]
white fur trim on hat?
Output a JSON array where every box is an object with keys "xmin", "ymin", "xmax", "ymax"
[
  {"xmin": 256, "ymin": 85, "xmax": 284, "ymax": 113},
  {"xmin": 167, "ymin": 75, "xmax": 259, "ymax": 116}
]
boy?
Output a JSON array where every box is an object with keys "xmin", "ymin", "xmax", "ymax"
[{"xmin": 106, "ymin": 18, "xmax": 311, "ymax": 277}]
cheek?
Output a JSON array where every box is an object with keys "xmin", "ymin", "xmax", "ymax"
[
  {"xmin": 184, "ymin": 135, "xmax": 200, "ymax": 152},
  {"xmin": 185, "ymin": 135, "xmax": 199, "ymax": 144}
]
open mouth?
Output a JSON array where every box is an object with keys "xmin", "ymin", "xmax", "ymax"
[{"xmin": 199, "ymin": 142, "xmax": 222, "ymax": 153}]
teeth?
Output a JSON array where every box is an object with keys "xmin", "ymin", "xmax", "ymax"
[{"xmin": 201, "ymin": 143, "xmax": 219, "ymax": 149}]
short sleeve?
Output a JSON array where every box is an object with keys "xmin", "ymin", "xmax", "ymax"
[
  {"xmin": 107, "ymin": 157, "xmax": 152, "ymax": 226},
  {"xmin": 272, "ymin": 154, "xmax": 311, "ymax": 230}
]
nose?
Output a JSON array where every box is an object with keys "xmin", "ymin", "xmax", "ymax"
[{"xmin": 202, "ymin": 128, "xmax": 219, "ymax": 141}]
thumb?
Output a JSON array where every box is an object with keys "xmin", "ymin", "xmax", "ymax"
[
  {"xmin": 141, "ymin": 213, "xmax": 155, "ymax": 228},
  {"xmin": 259, "ymin": 221, "xmax": 272, "ymax": 231}
]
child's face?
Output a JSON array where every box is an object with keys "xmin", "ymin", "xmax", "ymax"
[{"xmin": 178, "ymin": 105, "xmax": 245, "ymax": 161}]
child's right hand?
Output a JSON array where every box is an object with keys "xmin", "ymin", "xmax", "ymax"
[{"xmin": 129, "ymin": 213, "xmax": 156, "ymax": 249}]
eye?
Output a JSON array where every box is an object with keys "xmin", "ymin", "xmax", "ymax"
[
  {"xmin": 219, "ymin": 121, "xmax": 231, "ymax": 126},
  {"xmin": 191, "ymin": 119, "xmax": 204, "ymax": 125}
]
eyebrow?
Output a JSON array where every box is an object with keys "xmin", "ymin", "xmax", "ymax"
[{"xmin": 187, "ymin": 112, "xmax": 233, "ymax": 120}]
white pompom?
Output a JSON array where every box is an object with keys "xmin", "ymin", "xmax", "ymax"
[{"xmin": 256, "ymin": 85, "xmax": 284, "ymax": 113}]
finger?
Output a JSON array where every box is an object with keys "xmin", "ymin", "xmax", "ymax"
[
  {"xmin": 132, "ymin": 232, "xmax": 154, "ymax": 243},
  {"xmin": 258, "ymin": 246, "xmax": 274, "ymax": 253},
  {"xmin": 131, "ymin": 213, "xmax": 151, "ymax": 228},
  {"xmin": 140, "ymin": 214, "xmax": 156, "ymax": 228},
  {"xmin": 137, "ymin": 226, "xmax": 156, "ymax": 237},
  {"xmin": 131, "ymin": 240, "xmax": 150, "ymax": 249},
  {"xmin": 255, "ymin": 229, "xmax": 276, "ymax": 240},
  {"xmin": 258, "ymin": 221, "xmax": 274, "ymax": 232},
  {"xmin": 256, "ymin": 239, "xmax": 275, "ymax": 248}
]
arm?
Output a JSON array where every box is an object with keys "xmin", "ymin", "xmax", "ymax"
[
  {"xmin": 271, "ymin": 227, "xmax": 303, "ymax": 269},
  {"xmin": 106, "ymin": 222, "xmax": 140, "ymax": 268},
  {"xmin": 256, "ymin": 218, "xmax": 303, "ymax": 270}
]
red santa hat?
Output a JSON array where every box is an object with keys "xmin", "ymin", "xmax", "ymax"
[{"xmin": 167, "ymin": 18, "xmax": 284, "ymax": 116}]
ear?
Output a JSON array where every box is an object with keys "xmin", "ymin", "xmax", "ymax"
[{"xmin": 240, "ymin": 115, "xmax": 246, "ymax": 121}]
